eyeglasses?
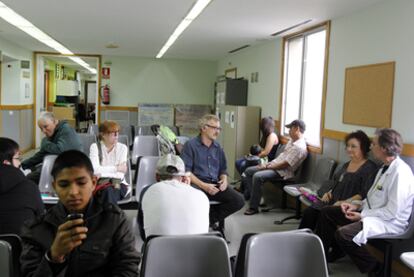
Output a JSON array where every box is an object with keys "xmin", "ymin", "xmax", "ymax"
[
  {"xmin": 109, "ymin": 131, "xmax": 119, "ymax": 136},
  {"xmin": 205, "ymin": 124, "xmax": 222, "ymax": 131}
]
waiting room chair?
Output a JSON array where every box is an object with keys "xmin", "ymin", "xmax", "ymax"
[
  {"xmin": 298, "ymin": 161, "xmax": 346, "ymax": 207},
  {"xmin": 243, "ymin": 231, "xmax": 328, "ymax": 277},
  {"xmin": 277, "ymin": 157, "xmax": 336, "ymax": 224},
  {"xmin": 0, "ymin": 240, "xmax": 12, "ymax": 277},
  {"xmin": 131, "ymin": 136, "xmax": 160, "ymax": 166},
  {"xmin": 176, "ymin": 136, "xmax": 190, "ymax": 145},
  {"xmin": 261, "ymin": 151, "xmax": 310, "ymax": 213},
  {"xmin": 38, "ymin": 155, "xmax": 58, "ymax": 204},
  {"xmin": 87, "ymin": 124, "xmax": 99, "ymax": 136},
  {"xmin": 0, "ymin": 234, "xmax": 22, "ymax": 277},
  {"xmin": 134, "ymin": 156, "xmax": 159, "ymax": 199},
  {"xmin": 117, "ymin": 159, "xmax": 134, "ymax": 205},
  {"xmin": 119, "ymin": 124, "xmax": 134, "ymax": 147},
  {"xmin": 118, "ymin": 134, "xmax": 130, "ymax": 152},
  {"xmin": 368, "ymin": 199, "xmax": 414, "ymax": 277},
  {"xmin": 135, "ymin": 126, "xmax": 153, "ymax": 136},
  {"xmin": 77, "ymin": 133, "xmax": 97, "ymax": 154},
  {"xmin": 233, "ymin": 229, "xmax": 312, "ymax": 277},
  {"xmin": 140, "ymin": 234, "xmax": 231, "ymax": 277}
]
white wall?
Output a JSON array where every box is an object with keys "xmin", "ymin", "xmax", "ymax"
[
  {"xmin": 102, "ymin": 56, "xmax": 217, "ymax": 106},
  {"xmin": 325, "ymin": 0, "xmax": 414, "ymax": 142},
  {"xmin": 217, "ymin": 40, "xmax": 282, "ymax": 119},
  {"xmin": 217, "ymin": 0, "xmax": 414, "ymax": 144},
  {"xmin": 0, "ymin": 36, "xmax": 33, "ymax": 105}
]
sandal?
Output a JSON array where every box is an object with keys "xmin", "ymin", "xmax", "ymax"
[{"xmin": 244, "ymin": 208, "xmax": 259, "ymax": 215}]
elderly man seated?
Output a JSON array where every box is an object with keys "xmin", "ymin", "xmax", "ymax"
[
  {"xmin": 22, "ymin": 111, "xmax": 81, "ymax": 184},
  {"xmin": 142, "ymin": 154, "xmax": 210, "ymax": 237}
]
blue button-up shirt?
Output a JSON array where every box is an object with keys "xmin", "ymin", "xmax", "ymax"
[{"xmin": 181, "ymin": 136, "xmax": 227, "ymax": 184}]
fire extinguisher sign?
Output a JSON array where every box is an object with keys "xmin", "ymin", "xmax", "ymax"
[{"xmin": 102, "ymin": 67, "xmax": 110, "ymax": 79}]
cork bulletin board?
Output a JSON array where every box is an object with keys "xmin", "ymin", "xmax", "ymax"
[{"xmin": 343, "ymin": 62, "xmax": 395, "ymax": 128}]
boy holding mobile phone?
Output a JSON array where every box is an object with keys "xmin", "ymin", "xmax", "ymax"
[{"xmin": 20, "ymin": 150, "xmax": 140, "ymax": 277}]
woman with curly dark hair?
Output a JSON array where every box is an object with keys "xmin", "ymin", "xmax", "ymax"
[{"xmin": 299, "ymin": 130, "xmax": 378, "ymax": 231}]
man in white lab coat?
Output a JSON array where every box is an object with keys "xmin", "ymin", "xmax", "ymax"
[{"xmin": 319, "ymin": 128, "xmax": 414, "ymax": 275}]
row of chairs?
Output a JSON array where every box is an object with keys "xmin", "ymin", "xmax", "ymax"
[
  {"xmin": 0, "ymin": 230, "xmax": 328, "ymax": 277},
  {"xmin": 140, "ymin": 230, "xmax": 328, "ymax": 277},
  {"xmin": 87, "ymin": 124, "xmax": 180, "ymax": 148}
]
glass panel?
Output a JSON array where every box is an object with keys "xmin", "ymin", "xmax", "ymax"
[
  {"xmin": 283, "ymin": 36, "xmax": 303, "ymax": 135},
  {"xmin": 302, "ymin": 30, "xmax": 326, "ymax": 147}
]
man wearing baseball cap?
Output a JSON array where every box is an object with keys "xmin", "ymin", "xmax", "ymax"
[
  {"xmin": 243, "ymin": 119, "xmax": 308, "ymax": 215},
  {"xmin": 141, "ymin": 154, "xmax": 210, "ymax": 236}
]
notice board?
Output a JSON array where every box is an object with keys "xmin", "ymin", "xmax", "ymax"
[{"xmin": 343, "ymin": 62, "xmax": 395, "ymax": 128}]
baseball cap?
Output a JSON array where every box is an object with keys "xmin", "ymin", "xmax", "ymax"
[
  {"xmin": 156, "ymin": 154, "xmax": 190, "ymax": 177},
  {"xmin": 285, "ymin": 119, "xmax": 306, "ymax": 132}
]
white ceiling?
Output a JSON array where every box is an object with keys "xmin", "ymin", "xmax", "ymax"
[{"xmin": 0, "ymin": 0, "xmax": 385, "ymax": 61}]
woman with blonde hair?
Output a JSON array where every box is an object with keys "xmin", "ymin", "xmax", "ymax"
[{"xmin": 89, "ymin": 120, "xmax": 129, "ymax": 204}]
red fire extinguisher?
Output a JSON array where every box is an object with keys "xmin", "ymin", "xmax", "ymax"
[{"xmin": 101, "ymin": 85, "xmax": 110, "ymax": 105}]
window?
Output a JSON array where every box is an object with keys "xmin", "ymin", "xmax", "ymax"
[{"xmin": 280, "ymin": 23, "xmax": 330, "ymax": 148}]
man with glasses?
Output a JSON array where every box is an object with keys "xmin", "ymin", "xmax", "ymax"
[
  {"xmin": 181, "ymin": 114, "xmax": 244, "ymax": 230},
  {"xmin": 21, "ymin": 111, "xmax": 82, "ymax": 184},
  {"xmin": 0, "ymin": 137, "xmax": 44, "ymax": 235}
]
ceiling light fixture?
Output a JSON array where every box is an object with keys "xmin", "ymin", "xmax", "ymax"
[
  {"xmin": 156, "ymin": 0, "xmax": 212, "ymax": 59},
  {"xmin": 0, "ymin": 1, "xmax": 96, "ymax": 74}
]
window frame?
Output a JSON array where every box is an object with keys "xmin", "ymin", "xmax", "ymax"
[{"xmin": 278, "ymin": 21, "xmax": 331, "ymax": 153}]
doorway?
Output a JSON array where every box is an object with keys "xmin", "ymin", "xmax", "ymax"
[{"xmin": 34, "ymin": 53, "xmax": 101, "ymax": 146}]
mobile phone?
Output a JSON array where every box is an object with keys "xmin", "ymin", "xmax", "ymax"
[{"xmin": 66, "ymin": 213, "xmax": 84, "ymax": 227}]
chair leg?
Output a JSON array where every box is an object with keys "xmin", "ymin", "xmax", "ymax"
[
  {"xmin": 274, "ymin": 197, "xmax": 302, "ymax": 225},
  {"xmin": 282, "ymin": 190, "xmax": 287, "ymax": 209},
  {"xmin": 217, "ymin": 219, "xmax": 229, "ymax": 243},
  {"xmin": 382, "ymin": 243, "xmax": 392, "ymax": 277}
]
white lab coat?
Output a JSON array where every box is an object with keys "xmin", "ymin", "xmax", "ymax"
[{"xmin": 353, "ymin": 156, "xmax": 414, "ymax": 245}]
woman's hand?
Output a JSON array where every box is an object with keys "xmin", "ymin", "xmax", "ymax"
[{"xmin": 321, "ymin": 191, "xmax": 332, "ymax": 203}]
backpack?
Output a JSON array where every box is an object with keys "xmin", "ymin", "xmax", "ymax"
[{"xmin": 151, "ymin": 125, "xmax": 177, "ymax": 155}]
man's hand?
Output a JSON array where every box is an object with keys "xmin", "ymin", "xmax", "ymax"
[
  {"xmin": 116, "ymin": 162, "xmax": 127, "ymax": 173},
  {"xmin": 217, "ymin": 177, "xmax": 228, "ymax": 191},
  {"xmin": 50, "ymin": 219, "xmax": 88, "ymax": 263},
  {"xmin": 321, "ymin": 191, "xmax": 332, "ymax": 203},
  {"xmin": 202, "ymin": 183, "xmax": 220, "ymax": 195},
  {"xmin": 345, "ymin": 211, "xmax": 362, "ymax": 222},
  {"xmin": 340, "ymin": 202, "xmax": 359, "ymax": 215}
]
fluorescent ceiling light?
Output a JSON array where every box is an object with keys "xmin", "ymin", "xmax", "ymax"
[
  {"xmin": 0, "ymin": 1, "xmax": 96, "ymax": 73},
  {"xmin": 156, "ymin": 0, "xmax": 212, "ymax": 58}
]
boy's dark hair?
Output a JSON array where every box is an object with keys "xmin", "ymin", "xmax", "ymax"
[
  {"xmin": 250, "ymin": 144, "xmax": 262, "ymax": 156},
  {"xmin": 0, "ymin": 137, "xmax": 19, "ymax": 163},
  {"xmin": 51, "ymin": 150, "xmax": 94, "ymax": 179}
]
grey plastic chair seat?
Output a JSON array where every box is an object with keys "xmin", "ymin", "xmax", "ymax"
[
  {"xmin": 77, "ymin": 133, "xmax": 97, "ymax": 154},
  {"xmin": 400, "ymin": 252, "xmax": 414, "ymax": 271},
  {"xmin": 0, "ymin": 234, "xmax": 22, "ymax": 277},
  {"xmin": 38, "ymin": 155, "xmax": 59, "ymax": 204},
  {"xmin": 135, "ymin": 156, "xmax": 159, "ymax": 200},
  {"xmin": 0, "ymin": 240, "xmax": 12, "ymax": 277},
  {"xmin": 275, "ymin": 158, "xmax": 336, "ymax": 224},
  {"xmin": 244, "ymin": 231, "xmax": 328, "ymax": 277},
  {"xmin": 117, "ymin": 159, "xmax": 134, "ymax": 205},
  {"xmin": 87, "ymin": 124, "xmax": 99, "ymax": 136},
  {"xmin": 367, "ymin": 199, "xmax": 414, "ymax": 277},
  {"xmin": 131, "ymin": 136, "xmax": 160, "ymax": 165},
  {"xmin": 141, "ymin": 234, "xmax": 231, "ymax": 277}
]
